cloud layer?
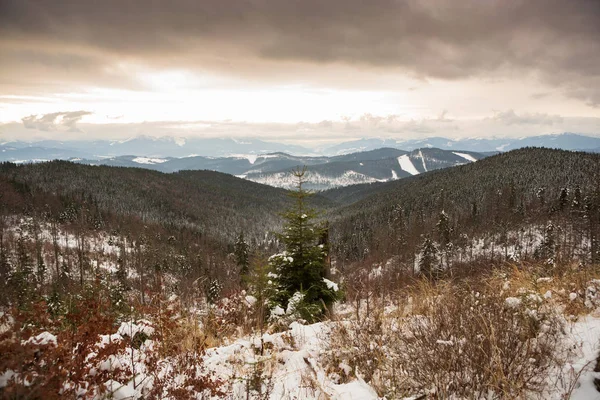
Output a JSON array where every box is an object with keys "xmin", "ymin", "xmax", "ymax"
[
  {"xmin": 2, "ymin": 111, "xmax": 598, "ymax": 146},
  {"xmin": 21, "ymin": 111, "xmax": 92, "ymax": 132},
  {"xmin": 1, "ymin": 0, "xmax": 599, "ymax": 105}
]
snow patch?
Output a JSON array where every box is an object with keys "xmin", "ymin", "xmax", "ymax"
[
  {"xmin": 556, "ymin": 316, "xmax": 600, "ymax": 400},
  {"xmin": 570, "ymin": 292, "xmax": 578, "ymax": 301},
  {"xmin": 117, "ymin": 320, "xmax": 154, "ymax": 338},
  {"xmin": 132, "ymin": 157, "xmax": 168, "ymax": 164},
  {"xmin": 323, "ymin": 278, "xmax": 339, "ymax": 292},
  {"xmin": 23, "ymin": 331, "xmax": 57, "ymax": 346},
  {"xmin": 104, "ymin": 380, "xmax": 139, "ymax": 399},
  {"xmin": 505, "ymin": 297, "xmax": 522, "ymax": 308}
]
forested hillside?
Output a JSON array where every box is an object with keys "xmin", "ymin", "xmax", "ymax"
[
  {"xmin": 246, "ymin": 148, "xmax": 486, "ymax": 190},
  {"xmin": 62, "ymin": 147, "xmax": 487, "ymax": 190},
  {"xmin": 0, "ymin": 161, "xmax": 332, "ymax": 243},
  {"xmin": 2, "ymin": 147, "xmax": 599, "ymax": 270},
  {"xmin": 328, "ymin": 147, "xmax": 600, "ymax": 268}
]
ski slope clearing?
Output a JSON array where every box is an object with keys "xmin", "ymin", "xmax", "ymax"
[
  {"xmin": 452, "ymin": 152, "xmax": 477, "ymax": 162},
  {"xmin": 418, "ymin": 150, "xmax": 428, "ymax": 171},
  {"xmin": 397, "ymin": 154, "xmax": 420, "ymax": 175}
]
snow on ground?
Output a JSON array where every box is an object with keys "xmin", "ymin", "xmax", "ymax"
[
  {"xmin": 231, "ymin": 154, "xmax": 281, "ymax": 165},
  {"xmin": 397, "ymin": 155, "xmax": 420, "ymax": 176},
  {"xmin": 132, "ymin": 157, "xmax": 168, "ymax": 164},
  {"xmin": 248, "ymin": 170, "xmax": 382, "ymax": 190},
  {"xmin": 23, "ymin": 331, "xmax": 57, "ymax": 346},
  {"xmin": 202, "ymin": 321, "xmax": 379, "ymax": 399},
  {"xmin": 5, "ymin": 299, "xmax": 600, "ymax": 398},
  {"xmin": 12, "ymin": 159, "xmax": 49, "ymax": 164},
  {"xmin": 452, "ymin": 152, "xmax": 478, "ymax": 162},
  {"xmin": 559, "ymin": 316, "xmax": 600, "ymax": 400},
  {"xmin": 391, "ymin": 169, "xmax": 398, "ymax": 180},
  {"xmin": 5, "ymin": 217, "xmax": 132, "ymax": 275},
  {"xmin": 410, "ymin": 224, "xmax": 589, "ymax": 270},
  {"xmin": 8, "ymin": 221, "xmax": 116, "ymax": 253}
]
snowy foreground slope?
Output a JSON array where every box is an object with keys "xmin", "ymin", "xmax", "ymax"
[
  {"xmin": 4, "ymin": 298, "xmax": 600, "ymax": 399},
  {"xmin": 201, "ymin": 315, "xmax": 600, "ymax": 399},
  {"xmin": 2, "ymin": 222, "xmax": 600, "ymax": 400},
  {"xmin": 202, "ymin": 321, "xmax": 378, "ymax": 400},
  {"xmin": 200, "ymin": 314, "xmax": 600, "ymax": 400},
  {"xmin": 565, "ymin": 316, "xmax": 600, "ymax": 400}
]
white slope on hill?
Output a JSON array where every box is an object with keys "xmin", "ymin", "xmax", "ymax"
[
  {"xmin": 418, "ymin": 150, "xmax": 428, "ymax": 172},
  {"xmin": 452, "ymin": 152, "xmax": 477, "ymax": 162},
  {"xmin": 397, "ymin": 154, "xmax": 420, "ymax": 176}
]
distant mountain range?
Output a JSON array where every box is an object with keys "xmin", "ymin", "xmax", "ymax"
[
  {"xmin": 243, "ymin": 148, "xmax": 487, "ymax": 190},
  {"xmin": 1, "ymin": 133, "xmax": 599, "ymax": 162},
  {"xmin": 29, "ymin": 147, "xmax": 486, "ymax": 190},
  {"xmin": 1, "ymin": 132, "xmax": 598, "ymax": 190},
  {"xmin": 0, "ymin": 136, "xmax": 312, "ymax": 160},
  {"xmin": 323, "ymin": 133, "xmax": 600, "ymax": 154}
]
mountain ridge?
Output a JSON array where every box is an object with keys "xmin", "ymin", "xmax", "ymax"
[{"xmin": 2, "ymin": 132, "xmax": 599, "ymax": 161}]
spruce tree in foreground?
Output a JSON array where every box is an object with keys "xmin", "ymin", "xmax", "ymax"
[{"xmin": 269, "ymin": 167, "xmax": 338, "ymax": 323}]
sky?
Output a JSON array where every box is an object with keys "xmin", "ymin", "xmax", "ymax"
[{"xmin": 0, "ymin": 0, "xmax": 599, "ymax": 145}]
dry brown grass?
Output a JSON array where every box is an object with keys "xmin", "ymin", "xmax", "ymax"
[
  {"xmin": 496, "ymin": 263, "xmax": 600, "ymax": 317},
  {"xmin": 324, "ymin": 263, "xmax": 590, "ymax": 399}
]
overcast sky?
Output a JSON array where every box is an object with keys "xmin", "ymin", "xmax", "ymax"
[{"xmin": 1, "ymin": 0, "xmax": 599, "ymax": 144}]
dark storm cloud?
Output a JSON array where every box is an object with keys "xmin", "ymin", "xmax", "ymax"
[
  {"xmin": 22, "ymin": 111, "xmax": 92, "ymax": 132},
  {"xmin": 1, "ymin": 0, "xmax": 599, "ymax": 103}
]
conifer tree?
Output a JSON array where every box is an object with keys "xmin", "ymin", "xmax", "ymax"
[
  {"xmin": 390, "ymin": 204, "xmax": 407, "ymax": 262},
  {"xmin": 558, "ymin": 187, "xmax": 569, "ymax": 211},
  {"xmin": 270, "ymin": 167, "xmax": 338, "ymax": 322},
  {"xmin": 535, "ymin": 221, "xmax": 556, "ymax": 265},
  {"xmin": 234, "ymin": 231, "xmax": 250, "ymax": 278},
  {"xmin": 245, "ymin": 255, "xmax": 275, "ymax": 338},
  {"xmin": 419, "ymin": 235, "xmax": 439, "ymax": 279},
  {"xmin": 436, "ymin": 210, "xmax": 453, "ymax": 269}
]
